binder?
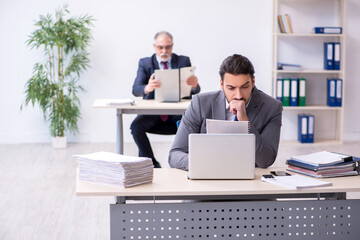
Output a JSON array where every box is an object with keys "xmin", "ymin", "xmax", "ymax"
[
  {"xmin": 333, "ymin": 42, "xmax": 341, "ymax": 70},
  {"xmin": 336, "ymin": 79, "xmax": 343, "ymax": 107},
  {"xmin": 327, "ymin": 79, "xmax": 336, "ymax": 107},
  {"xmin": 314, "ymin": 27, "xmax": 342, "ymax": 34},
  {"xmin": 298, "ymin": 78, "xmax": 306, "ymax": 106},
  {"xmin": 276, "ymin": 78, "xmax": 283, "ymax": 102},
  {"xmin": 298, "ymin": 114, "xmax": 308, "ymax": 143},
  {"xmin": 290, "ymin": 78, "xmax": 298, "ymax": 106},
  {"xmin": 282, "ymin": 78, "xmax": 290, "ymax": 106},
  {"xmin": 324, "ymin": 42, "xmax": 334, "ymax": 70},
  {"xmin": 307, "ymin": 114, "xmax": 314, "ymax": 143}
]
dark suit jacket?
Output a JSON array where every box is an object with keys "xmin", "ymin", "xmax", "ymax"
[
  {"xmin": 169, "ymin": 87, "xmax": 283, "ymax": 170},
  {"xmin": 132, "ymin": 53, "xmax": 200, "ymax": 99}
]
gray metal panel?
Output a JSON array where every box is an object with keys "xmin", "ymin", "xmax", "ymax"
[{"xmin": 110, "ymin": 199, "xmax": 360, "ymax": 240}]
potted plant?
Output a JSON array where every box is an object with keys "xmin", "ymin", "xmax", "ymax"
[{"xmin": 21, "ymin": 5, "xmax": 95, "ymax": 148}]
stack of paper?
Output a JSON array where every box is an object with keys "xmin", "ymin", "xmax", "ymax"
[
  {"xmin": 261, "ymin": 174, "xmax": 332, "ymax": 190},
  {"xmin": 75, "ymin": 152, "xmax": 153, "ymax": 187},
  {"xmin": 286, "ymin": 151, "xmax": 359, "ymax": 178}
]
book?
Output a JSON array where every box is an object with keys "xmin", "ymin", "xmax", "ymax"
[
  {"xmin": 327, "ymin": 79, "xmax": 337, "ymax": 107},
  {"xmin": 261, "ymin": 174, "xmax": 332, "ymax": 190},
  {"xmin": 277, "ymin": 63, "xmax": 302, "ymax": 71},
  {"xmin": 290, "ymin": 151, "xmax": 353, "ymax": 167},
  {"xmin": 298, "ymin": 78, "xmax": 306, "ymax": 106},
  {"xmin": 286, "ymin": 158, "xmax": 360, "ymax": 172},
  {"xmin": 314, "ymin": 27, "xmax": 342, "ymax": 34},
  {"xmin": 277, "ymin": 15, "xmax": 285, "ymax": 33},
  {"xmin": 336, "ymin": 79, "xmax": 343, "ymax": 106},
  {"xmin": 324, "ymin": 42, "xmax": 334, "ymax": 70},
  {"xmin": 154, "ymin": 66, "xmax": 196, "ymax": 102},
  {"xmin": 287, "ymin": 165, "xmax": 358, "ymax": 178},
  {"xmin": 285, "ymin": 14, "xmax": 293, "ymax": 34}
]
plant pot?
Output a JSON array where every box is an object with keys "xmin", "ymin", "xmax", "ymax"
[{"xmin": 52, "ymin": 136, "xmax": 67, "ymax": 149}]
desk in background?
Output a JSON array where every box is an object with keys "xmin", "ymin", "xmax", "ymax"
[
  {"xmin": 93, "ymin": 99, "xmax": 190, "ymax": 154},
  {"xmin": 77, "ymin": 168, "xmax": 360, "ymax": 240}
]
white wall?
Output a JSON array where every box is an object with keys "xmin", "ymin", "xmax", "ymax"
[{"xmin": 0, "ymin": 0, "xmax": 359, "ymax": 144}]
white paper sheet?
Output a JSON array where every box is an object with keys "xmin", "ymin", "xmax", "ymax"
[{"xmin": 206, "ymin": 119, "xmax": 249, "ymax": 134}]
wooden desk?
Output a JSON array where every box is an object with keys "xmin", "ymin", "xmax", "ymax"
[
  {"xmin": 76, "ymin": 168, "xmax": 360, "ymax": 239},
  {"xmin": 93, "ymin": 99, "xmax": 190, "ymax": 154}
]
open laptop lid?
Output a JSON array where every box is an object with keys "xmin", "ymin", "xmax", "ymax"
[{"xmin": 188, "ymin": 134, "xmax": 255, "ymax": 180}]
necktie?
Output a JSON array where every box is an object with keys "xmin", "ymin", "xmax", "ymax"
[
  {"xmin": 234, "ymin": 114, "xmax": 238, "ymax": 121},
  {"xmin": 160, "ymin": 61, "xmax": 169, "ymax": 121},
  {"xmin": 161, "ymin": 61, "xmax": 168, "ymax": 69}
]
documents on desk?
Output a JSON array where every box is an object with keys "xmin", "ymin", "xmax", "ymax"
[
  {"xmin": 104, "ymin": 98, "xmax": 134, "ymax": 106},
  {"xmin": 74, "ymin": 152, "xmax": 153, "ymax": 188},
  {"xmin": 290, "ymin": 151, "xmax": 352, "ymax": 166},
  {"xmin": 206, "ymin": 119, "xmax": 249, "ymax": 133},
  {"xmin": 261, "ymin": 174, "xmax": 332, "ymax": 190}
]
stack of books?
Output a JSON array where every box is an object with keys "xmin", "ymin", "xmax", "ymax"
[
  {"xmin": 75, "ymin": 152, "xmax": 154, "ymax": 187},
  {"xmin": 286, "ymin": 151, "xmax": 359, "ymax": 178}
]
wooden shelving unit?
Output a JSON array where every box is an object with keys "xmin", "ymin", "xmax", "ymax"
[{"xmin": 273, "ymin": 0, "xmax": 347, "ymax": 144}]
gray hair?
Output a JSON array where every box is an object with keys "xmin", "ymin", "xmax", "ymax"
[{"xmin": 154, "ymin": 31, "xmax": 173, "ymax": 42}]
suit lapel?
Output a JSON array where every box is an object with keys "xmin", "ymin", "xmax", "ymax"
[
  {"xmin": 152, "ymin": 54, "xmax": 159, "ymax": 71},
  {"xmin": 170, "ymin": 54, "xmax": 178, "ymax": 69},
  {"xmin": 246, "ymin": 87, "xmax": 263, "ymax": 123},
  {"xmin": 212, "ymin": 91, "xmax": 226, "ymax": 120}
]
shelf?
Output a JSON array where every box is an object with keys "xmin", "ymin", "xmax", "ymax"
[
  {"xmin": 275, "ymin": 33, "xmax": 343, "ymax": 37},
  {"xmin": 275, "ymin": 69, "xmax": 343, "ymax": 74},
  {"xmin": 280, "ymin": 140, "xmax": 342, "ymax": 146},
  {"xmin": 283, "ymin": 106, "xmax": 342, "ymax": 110}
]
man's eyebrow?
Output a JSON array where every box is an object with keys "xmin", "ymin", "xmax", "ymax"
[{"xmin": 241, "ymin": 81, "xmax": 250, "ymax": 87}]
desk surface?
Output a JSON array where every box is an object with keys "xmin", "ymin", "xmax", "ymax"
[
  {"xmin": 76, "ymin": 168, "xmax": 360, "ymax": 197},
  {"xmin": 93, "ymin": 99, "xmax": 191, "ymax": 110}
]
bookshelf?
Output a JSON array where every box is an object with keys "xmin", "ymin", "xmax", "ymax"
[{"xmin": 272, "ymin": 0, "xmax": 347, "ymax": 144}]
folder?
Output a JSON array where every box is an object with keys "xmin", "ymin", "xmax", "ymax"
[
  {"xmin": 333, "ymin": 42, "xmax": 341, "ymax": 70},
  {"xmin": 324, "ymin": 42, "xmax": 334, "ymax": 70},
  {"xmin": 307, "ymin": 114, "xmax": 314, "ymax": 143},
  {"xmin": 298, "ymin": 114, "xmax": 308, "ymax": 143},
  {"xmin": 327, "ymin": 79, "xmax": 336, "ymax": 107},
  {"xmin": 336, "ymin": 79, "xmax": 343, "ymax": 107},
  {"xmin": 314, "ymin": 27, "xmax": 342, "ymax": 34},
  {"xmin": 282, "ymin": 78, "xmax": 290, "ymax": 106},
  {"xmin": 276, "ymin": 78, "xmax": 283, "ymax": 102},
  {"xmin": 290, "ymin": 78, "xmax": 298, "ymax": 106},
  {"xmin": 298, "ymin": 78, "xmax": 306, "ymax": 106},
  {"xmin": 154, "ymin": 69, "xmax": 180, "ymax": 102}
]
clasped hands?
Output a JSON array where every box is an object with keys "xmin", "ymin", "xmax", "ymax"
[
  {"xmin": 228, "ymin": 99, "xmax": 249, "ymax": 121},
  {"xmin": 144, "ymin": 73, "xmax": 198, "ymax": 94}
]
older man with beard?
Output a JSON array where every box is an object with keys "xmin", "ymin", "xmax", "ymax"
[{"xmin": 131, "ymin": 31, "xmax": 200, "ymax": 168}]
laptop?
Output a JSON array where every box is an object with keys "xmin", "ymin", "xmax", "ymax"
[{"xmin": 188, "ymin": 133, "xmax": 255, "ymax": 179}]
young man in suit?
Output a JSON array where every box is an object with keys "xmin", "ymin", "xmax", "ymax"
[
  {"xmin": 169, "ymin": 54, "xmax": 283, "ymax": 171},
  {"xmin": 131, "ymin": 31, "xmax": 200, "ymax": 168}
]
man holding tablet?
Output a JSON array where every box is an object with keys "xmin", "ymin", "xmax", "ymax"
[
  {"xmin": 131, "ymin": 31, "xmax": 200, "ymax": 168},
  {"xmin": 169, "ymin": 54, "xmax": 283, "ymax": 171}
]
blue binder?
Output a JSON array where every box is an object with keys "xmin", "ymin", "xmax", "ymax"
[
  {"xmin": 298, "ymin": 114, "xmax": 308, "ymax": 143},
  {"xmin": 290, "ymin": 78, "xmax": 298, "ymax": 106},
  {"xmin": 333, "ymin": 42, "xmax": 341, "ymax": 70},
  {"xmin": 324, "ymin": 42, "xmax": 334, "ymax": 70},
  {"xmin": 307, "ymin": 115, "xmax": 314, "ymax": 143},
  {"xmin": 314, "ymin": 27, "xmax": 342, "ymax": 34},
  {"xmin": 276, "ymin": 78, "xmax": 283, "ymax": 102},
  {"xmin": 336, "ymin": 79, "xmax": 343, "ymax": 106},
  {"xmin": 327, "ymin": 79, "xmax": 337, "ymax": 107}
]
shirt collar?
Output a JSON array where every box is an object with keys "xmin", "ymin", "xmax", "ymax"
[{"xmin": 156, "ymin": 55, "xmax": 172, "ymax": 69}]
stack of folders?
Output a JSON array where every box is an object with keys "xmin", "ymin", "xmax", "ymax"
[
  {"xmin": 277, "ymin": 78, "xmax": 306, "ymax": 107},
  {"xmin": 327, "ymin": 78, "xmax": 343, "ymax": 107},
  {"xmin": 286, "ymin": 151, "xmax": 360, "ymax": 178},
  {"xmin": 298, "ymin": 114, "xmax": 314, "ymax": 143},
  {"xmin": 324, "ymin": 42, "xmax": 341, "ymax": 70},
  {"xmin": 75, "ymin": 152, "xmax": 154, "ymax": 188}
]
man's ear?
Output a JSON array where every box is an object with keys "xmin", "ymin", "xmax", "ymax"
[
  {"xmin": 220, "ymin": 79, "xmax": 224, "ymax": 90},
  {"xmin": 251, "ymin": 76, "xmax": 255, "ymax": 88}
]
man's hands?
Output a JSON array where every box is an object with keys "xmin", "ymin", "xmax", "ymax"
[
  {"xmin": 229, "ymin": 99, "xmax": 248, "ymax": 121},
  {"xmin": 144, "ymin": 73, "xmax": 161, "ymax": 94},
  {"xmin": 186, "ymin": 75, "xmax": 198, "ymax": 89}
]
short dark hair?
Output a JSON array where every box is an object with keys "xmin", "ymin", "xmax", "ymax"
[
  {"xmin": 154, "ymin": 31, "xmax": 173, "ymax": 42},
  {"xmin": 219, "ymin": 54, "xmax": 255, "ymax": 80}
]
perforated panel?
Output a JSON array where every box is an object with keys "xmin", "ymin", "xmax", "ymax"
[{"xmin": 110, "ymin": 199, "xmax": 360, "ymax": 240}]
